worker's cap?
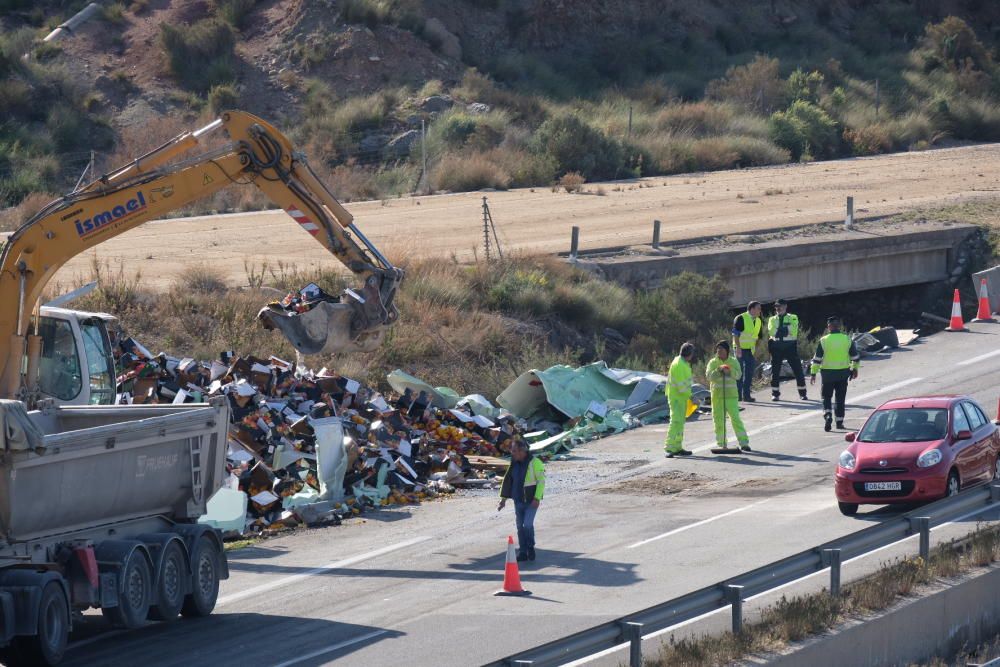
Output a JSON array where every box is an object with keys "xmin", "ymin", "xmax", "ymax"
[
  {"xmin": 774, "ymin": 298, "xmax": 788, "ymax": 307},
  {"xmin": 827, "ymin": 316, "xmax": 843, "ymax": 325}
]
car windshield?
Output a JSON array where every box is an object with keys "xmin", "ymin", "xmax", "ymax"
[{"xmin": 858, "ymin": 408, "xmax": 948, "ymax": 443}]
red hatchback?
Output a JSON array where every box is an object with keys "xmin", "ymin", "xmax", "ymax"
[{"xmin": 835, "ymin": 396, "xmax": 1000, "ymax": 516}]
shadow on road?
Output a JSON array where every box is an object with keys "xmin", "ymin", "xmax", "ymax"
[
  {"xmin": 64, "ymin": 613, "xmax": 400, "ymax": 667},
  {"xmin": 228, "ymin": 549, "xmax": 642, "ymax": 588}
]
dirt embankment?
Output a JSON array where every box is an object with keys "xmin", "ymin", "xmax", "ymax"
[{"xmin": 54, "ymin": 144, "xmax": 1000, "ymax": 290}]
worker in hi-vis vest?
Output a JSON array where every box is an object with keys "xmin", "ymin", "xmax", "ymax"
[
  {"xmin": 810, "ymin": 316, "xmax": 861, "ymax": 432},
  {"xmin": 732, "ymin": 301, "xmax": 764, "ymax": 402},
  {"xmin": 767, "ymin": 298, "xmax": 808, "ymax": 402},
  {"xmin": 706, "ymin": 341, "xmax": 750, "ymax": 452},
  {"xmin": 664, "ymin": 342, "xmax": 695, "ymax": 458}
]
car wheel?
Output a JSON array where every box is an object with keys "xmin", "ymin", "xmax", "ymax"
[
  {"xmin": 838, "ymin": 502, "xmax": 859, "ymax": 516},
  {"xmin": 946, "ymin": 470, "xmax": 961, "ymax": 498}
]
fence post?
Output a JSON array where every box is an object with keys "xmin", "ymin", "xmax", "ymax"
[
  {"xmin": 652, "ymin": 219, "xmax": 661, "ymax": 249},
  {"xmin": 620, "ymin": 621, "xmax": 643, "ymax": 667},
  {"xmin": 910, "ymin": 516, "xmax": 930, "ymax": 561},
  {"xmin": 823, "ymin": 548, "xmax": 842, "ymax": 596},
  {"xmin": 725, "ymin": 585, "xmax": 744, "ymax": 634},
  {"xmin": 845, "ymin": 196, "xmax": 854, "ymax": 230},
  {"xmin": 570, "ymin": 226, "xmax": 580, "ymax": 261}
]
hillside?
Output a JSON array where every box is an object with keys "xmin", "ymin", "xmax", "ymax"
[{"xmin": 1, "ymin": 0, "xmax": 1000, "ymax": 223}]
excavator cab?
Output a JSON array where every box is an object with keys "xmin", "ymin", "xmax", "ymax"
[{"xmin": 33, "ymin": 307, "xmax": 117, "ymax": 406}]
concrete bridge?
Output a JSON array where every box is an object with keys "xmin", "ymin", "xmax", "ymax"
[{"xmin": 573, "ymin": 221, "xmax": 979, "ymax": 307}]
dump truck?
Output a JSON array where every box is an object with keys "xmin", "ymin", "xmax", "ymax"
[{"xmin": 0, "ymin": 111, "xmax": 402, "ymax": 664}]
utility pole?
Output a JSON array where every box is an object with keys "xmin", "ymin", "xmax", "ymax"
[
  {"xmin": 481, "ymin": 196, "xmax": 503, "ymax": 262},
  {"xmin": 627, "ymin": 105, "xmax": 633, "ymax": 139},
  {"xmin": 874, "ymin": 79, "xmax": 880, "ymax": 121},
  {"xmin": 419, "ymin": 118, "xmax": 428, "ymax": 195}
]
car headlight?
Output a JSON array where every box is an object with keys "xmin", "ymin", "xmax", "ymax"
[
  {"xmin": 839, "ymin": 450, "xmax": 856, "ymax": 470},
  {"xmin": 917, "ymin": 448, "xmax": 943, "ymax": 468}
]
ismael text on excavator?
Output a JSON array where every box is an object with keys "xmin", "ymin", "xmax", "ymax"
[{"xmin": 0, "ymin": 110, "xmax": 404, "ymax": 407}]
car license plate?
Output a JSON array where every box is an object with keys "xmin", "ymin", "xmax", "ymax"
[{"xmin": 865, "ymin": 481, "xmax": 902, "ymax": 491}]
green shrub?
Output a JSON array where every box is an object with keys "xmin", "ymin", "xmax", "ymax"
[
  {"xmin": 207, "ymin": 83, "xmax": 239, "ymax": 114},
  {"xmin": 214, "ymin": 0, "xmax": 257, "ymax": 29},
  {"xmin": 530, "ymin": 114, "xmax": 627, "ymax": 180},
  {"xmin": 101, "ymin": 2, "xmax": 126, "ymax": 24},
  {"xmin": 705, "ymin": 55, "xmax": 784, "ymax": 114},
  {"xmin": 160, "ymin": 19, "xmax": 235, "ymax": 92},
  {"xmin": 786, "ymin": 68, "xmax": 824, "ymax": 104},
  {"xmin": 769, "ymin": 100, "xmax": 840, "ymax": 161},
  {"xmin": 339, "ymin": 0, "xmax": 423, "ymax": 31}
]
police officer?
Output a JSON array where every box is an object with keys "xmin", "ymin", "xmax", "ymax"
[
  {"xmin": 732, "ymin": 301, "xmax": 764, "ymax": 402},
  {"xmin": 767, "ymin": 298, "xmax": 807, "ymax": 401},
  {"xmin": 809, "ymin": 316, "xmax": 861, "ymax": 432}
]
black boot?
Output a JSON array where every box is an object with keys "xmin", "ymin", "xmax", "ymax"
[
  {"xmin": 836, "ymin": 421, "xmax": 845, "ymax": 430},
  {"xmin": 799, "ymin": 390, "xmax": 808, "ymax": 400},
  {"xmin": 824, "ymin": 413, "xmax": 833, "ymax": 432},
  {"xmin": 771, "ymin": 391, "xmax": 780, "ymax": 402}
]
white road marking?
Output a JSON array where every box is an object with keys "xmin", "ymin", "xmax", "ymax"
[
  {"xmin": 627, "ymin": 500, "xmax": 769, "ymax": 549},
  {"xmin": 269, "ymin": 630, "xmax": 388, "ymax": 667},
  {"xmin": 957, "ymin": 348, "xmax": 1000, "ymax": 366},
  {"xmin": 217, "ymin": 536, "xmax": 432, "ymax": 607},
  {"xmin": 693, "ymin": 377, "xmax": 924, "ymax": 453}
]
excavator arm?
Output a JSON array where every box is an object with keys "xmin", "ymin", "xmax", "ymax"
[{"xmin": 0, "ymin": 111, "xmax": 402, "ymax": 400}]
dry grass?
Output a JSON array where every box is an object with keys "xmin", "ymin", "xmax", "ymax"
[
  {"xmin": 649, "ymin": 524, "xmax": 1000, "ymax": 667},
  {"xmin": 558, "ymin": 171, "xmax": 585, "ymax": 193}
]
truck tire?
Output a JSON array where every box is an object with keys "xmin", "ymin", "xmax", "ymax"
[
  {"xmin": 148, "ymin": 541, "xmax": 186, "ymax": 621},
  {"xmin": 102, "ymin": 549, "xmax": 152, "ymax": 629},
  {"xmin": 2, "ymin": 582, "xmax": 69, "ymax": 666},
  {"xmin": 181, "ymin": 536, "xmax": 220, "ymax": 618}
]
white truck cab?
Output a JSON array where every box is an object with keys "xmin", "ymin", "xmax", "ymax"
[{"xmin": 35, "ymin": 306, "xmax": 118, "ymax": 406}]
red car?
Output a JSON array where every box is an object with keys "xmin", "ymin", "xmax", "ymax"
[{"xmin": 835, "ymin": 396, "xmax": 1000, "ymax": 516}]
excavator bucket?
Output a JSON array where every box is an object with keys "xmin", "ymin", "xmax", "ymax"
[{"xmin": 258, "ymin": 302, "xmax": 384, "ymax": 356}]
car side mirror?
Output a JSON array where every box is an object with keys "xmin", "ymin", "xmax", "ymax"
[
  {"xmin": 956, "ymin": 430, "xmax": 973, "ymax": 441},
  {"xmin": 844, "ymin": 432, "xmax": 856, "ymax": 443}
]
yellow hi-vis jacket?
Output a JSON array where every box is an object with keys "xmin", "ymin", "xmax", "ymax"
[
  {"xmin": 666, "ymin": 355, "xmax": 693, "ymax": 401},
  {"xmin": 737, "ymin": 312, "xmax": 762, "ymax": 349},
  {"xmin": 499, "ymin": 455, "xmax": 545, "ymax": 503},
  {"xmin": 706, "ymin": 356, "xmax": 741, "ymax": 400},
  {"xmin": 767, "ymin": 313, "xmax": 799, "ymax": 341},
  {"xmin": 809, "ymin": 332, "xmax": 861, "ymax": 374}
]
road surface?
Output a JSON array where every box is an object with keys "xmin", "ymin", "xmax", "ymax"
[
  {"xmin": 59, "ymin": 322, "xmax": 1000, "ymax": 666},
  {"xmin": 52, "ymin": 144, "xmax": 1000, "ymax": 290}
]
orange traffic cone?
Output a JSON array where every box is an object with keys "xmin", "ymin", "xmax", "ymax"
[
  {"xmin": 494, "ymin": 535, "xmax": 531, "ymax": 597},
  {"xmin": 973, "ymin": 279, "xmax": 996, "ymax": 322},
  {"xmin": 947, "ymin": 289, "xmax": 967, "ymax": 332}
]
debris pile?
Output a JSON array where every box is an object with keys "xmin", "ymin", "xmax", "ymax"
[
  {"xmin": 115, "ymin": 337, "xmax": 522, "ymax": 536},
  {"xmin": 113, "ymin": 340, "xmax": 689, "ymax": 537}
]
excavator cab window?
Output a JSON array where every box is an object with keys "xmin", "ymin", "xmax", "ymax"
[
  {"xmin": 37, "ymin": 317, "xmax": 83, "ymax": 402},
  {"xmin": 80, "ymin": 318, "xmax": 115, "ymax": 405}
]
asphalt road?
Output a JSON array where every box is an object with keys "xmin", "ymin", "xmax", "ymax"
[{"xmin": 62, "ymin": 323, "xmax": 1000, "ymax": 666}]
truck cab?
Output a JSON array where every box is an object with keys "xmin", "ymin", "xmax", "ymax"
[{"xmin": 34, "ymin": 306, "xmax": 117, "ymax": 406}]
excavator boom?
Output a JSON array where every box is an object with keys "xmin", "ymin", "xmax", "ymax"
[{"xmin": 0, "ymin": 111, "xmax": 402, "ymax": 401}]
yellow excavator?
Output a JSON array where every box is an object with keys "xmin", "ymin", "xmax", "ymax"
[{"xmin": 0, "ymin": 110, "xmax": 403, "ymax": 406}]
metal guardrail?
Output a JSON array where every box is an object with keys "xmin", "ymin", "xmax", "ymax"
[{"xmin": 486, "ymin": 482, "xmax": 1000, "ymax": 667}]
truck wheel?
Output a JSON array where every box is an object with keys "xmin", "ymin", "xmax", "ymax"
[
  {"xmin": 148, "ymin": 541, "xmax": 186, "ymax": 621},
  {"xmin": 4, "ymin": 582, "xmax": 69, "ymax": 666},
  {"xmin": 102, "ymin": 549, "xmax": 152, "ymax": 629},
  {"xmin": 181, "ymin": 536, "xmax": 220, "ymax": 618}
]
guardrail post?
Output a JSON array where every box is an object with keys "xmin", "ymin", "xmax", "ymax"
[
  {"xmin": 910, "ymin": 516, "xmax": 931, "ymax": 561},
  {"xmin": 569, "ymin": 226, "xmax": 580, "ymax": 261},
  {"xmin": 652, "ymin": 220, "xmax": 661, "ymax": 249},
  {"xmin": 823, "ymin": 548, "xmax": 842, "ymax": 597},
  {"xmin": 725, "ymin": 584, "xmax": 744, "ymax": 634},
  {"xmin": 845, "ymin": 196, "xmax": 854, "ymax": 230},
  {"xmin": 620, "ymin": 621, "xmax": 643, "ymax": 667},
  {"xmin": 990, "ymin": 482, "xmax": 1000, "ymax": 503}
]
